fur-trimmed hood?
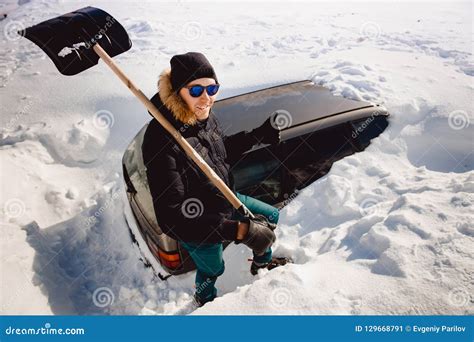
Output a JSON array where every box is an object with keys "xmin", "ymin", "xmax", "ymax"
[{"xmin": 158, "ymin": 68, "xmax": 198, "ymax": 126}]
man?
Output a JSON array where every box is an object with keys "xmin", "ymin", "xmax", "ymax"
[{"xmin": 142, "ymin": 52, "xmax": 290, "ymax": 306}]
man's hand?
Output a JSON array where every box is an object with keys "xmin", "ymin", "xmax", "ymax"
[{"xmin": 237, "ymin": 215, "xmax": 276, "ymax": 256}]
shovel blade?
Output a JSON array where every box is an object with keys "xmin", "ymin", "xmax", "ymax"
[{"xmin": 19, "ymin": 6, "xmax": 132, "ymax": 75}]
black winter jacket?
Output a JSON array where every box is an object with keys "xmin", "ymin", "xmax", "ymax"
[{"xmin": 142, "ymin": 70, "xmax": 256, "ymax": 243}]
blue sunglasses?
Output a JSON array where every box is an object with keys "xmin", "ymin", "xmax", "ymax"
[{"xmin": 184, "ymin": 84, "xmax": 220, "ymax": 97}]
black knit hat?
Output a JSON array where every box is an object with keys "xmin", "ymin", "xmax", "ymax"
[{"xmin": 170, "ymin": 52, "xmax": 218, "ymax": 91}]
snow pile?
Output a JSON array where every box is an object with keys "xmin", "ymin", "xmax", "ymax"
[
  {"xmin": 1, "ymin": 0, "xmax": 472, "ymax": 315},
  {"xmin": 201, "ymin": 150, "xmax": 473, "ymax": 314}
]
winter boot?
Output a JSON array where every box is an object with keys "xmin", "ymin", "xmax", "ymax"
[
  {"xmin": 192, "ymin": 292, "xmax": 217, "ymax": 308},
  {"xmin": 250, "ymin": 256, "xmax": 293, "ymax": 275}
]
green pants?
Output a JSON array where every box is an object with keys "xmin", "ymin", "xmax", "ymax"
[{"xmin": 180, "ymin": 192, "xmax": 279, "ymax": 304}]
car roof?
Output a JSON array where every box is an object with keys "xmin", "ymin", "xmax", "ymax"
[{"xmin": 212, "ymin": 80, "xmax": 375, "ymax": 136}]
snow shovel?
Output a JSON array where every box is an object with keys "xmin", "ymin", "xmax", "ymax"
[{"xmin": 19, "ymin": 6, "xmax": 254, "ymax": 218}]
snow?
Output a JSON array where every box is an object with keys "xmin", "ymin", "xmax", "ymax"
[
  {"xmin": 58, "ymin": 43, "xmax": 89, "ymax": 58},
  {"xmin": 1, "ymin": 0, "xmax": 472, "ymax": 315}
]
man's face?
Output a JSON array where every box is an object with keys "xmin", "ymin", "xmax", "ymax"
[{"xmin": 179, "ymin": 77, "xmax": 219, "ymax": 121}]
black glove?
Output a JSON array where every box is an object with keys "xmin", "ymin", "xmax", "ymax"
[
  {"xmin": 237, "ymin": 214, "xmax": 276, "ymax": 256},
  {"xmin": 250, "ymin": 113, "xmax": 282, "ymax": 145}
]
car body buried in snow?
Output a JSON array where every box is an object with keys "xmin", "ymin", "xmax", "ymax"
[{"xmin": 122, "ymin": 80, "xmax": 389, "ymax": 277}]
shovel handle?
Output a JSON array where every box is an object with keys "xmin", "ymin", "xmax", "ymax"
[{"xmin": 92, "ymin": 44, "xmax": 254, "ymax": 218}]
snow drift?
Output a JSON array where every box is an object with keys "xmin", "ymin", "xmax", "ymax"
[{"xmin": 0, "ymin": 0, "xmax": 472, "ymax": 315}]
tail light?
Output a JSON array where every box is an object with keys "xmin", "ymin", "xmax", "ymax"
[
  {"xmin": 157, "ymin": 249, "xmax": 181, "ymax": 269},
  {"xmin": 146, "ymin": 235, "xmax": 181, "ymax": 270}
]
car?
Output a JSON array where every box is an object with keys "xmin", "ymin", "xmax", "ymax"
[{"xmin": 122, "ymin": 80, "xmax": 389, "ymax": 278}]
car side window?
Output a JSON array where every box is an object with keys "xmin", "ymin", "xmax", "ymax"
[
  {"xmin": 228, "ymin": 115, "xmax": 388, "ymax": 206},
  {"xmin": 280, "ymin": 122, "xmax": 359, "ymax": 193},
  {"xmin": 231, "ymin": 145, "xmax": 283, "ymax": 204},
  {"xmin": 281, "ymin": 116, "xmax": 388, "ymax": 195}
]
